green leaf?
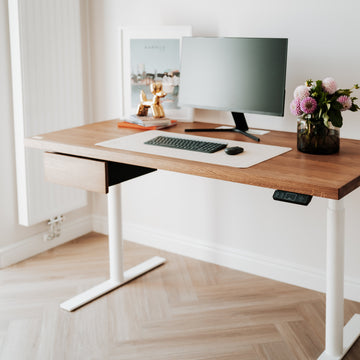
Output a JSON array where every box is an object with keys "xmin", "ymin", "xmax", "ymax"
[
  {"xmin": 323, "ymin": 112, "xmax": 330, "ymax": 128},
  {"xmin": 332, "ymin": 101, "xmax": 343, "ymax": 111},
  {"xmin": 328, "ymin": 109, "xmax": 343, "ymax": 127},
  {"xmin": 350, "ymin": 103, "xmax": 360, "ymax": 112},
  {"xmin": 314, "ymin": 80, "xmax": 323, "ymax": 94}
]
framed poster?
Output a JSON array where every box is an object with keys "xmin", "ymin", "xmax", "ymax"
[{"xmin": 121, "ymin": 26, "xmax": 193, "ymax": 121}]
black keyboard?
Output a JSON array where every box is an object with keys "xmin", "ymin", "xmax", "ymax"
[{"xmin": 144, "ymin": 135, "xmax": 227, "ymax": 153}]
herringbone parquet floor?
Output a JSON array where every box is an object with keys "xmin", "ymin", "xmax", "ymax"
[{"xmin": 1, "ymin": 232, "xmax": 359, "ymax": 360}]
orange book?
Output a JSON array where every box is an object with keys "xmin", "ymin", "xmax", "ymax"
[{"xmin": 117, "ymin": 120, "xmax": 177, "ymax": 130}]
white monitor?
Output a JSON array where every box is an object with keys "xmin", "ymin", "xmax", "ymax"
[{"xmin": 179, "ymin": 37, "xmax": 288, "ymax": 141}]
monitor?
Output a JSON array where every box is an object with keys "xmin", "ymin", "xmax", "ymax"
[{"xmin": 178, "ymin": 37, "xmax": 288, "ymax": 141}]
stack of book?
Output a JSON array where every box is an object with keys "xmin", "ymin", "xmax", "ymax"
[{"xmin": 117, "ymin": 115, "xmax": 177, "ymax": 130}]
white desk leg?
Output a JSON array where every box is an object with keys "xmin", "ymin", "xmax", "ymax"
[
  {"xmin": 60, "ymin": 184, "xmax": 166, "ymax": 311},
  {"xmin": 318, "ymin": 199, "xmax": 360, "ymax": 359},
  {"xmin": 108, "ymin": 182, "xmax": 125, "ymax": 283}
]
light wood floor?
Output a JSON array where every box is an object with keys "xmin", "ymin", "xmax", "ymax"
[{"xmin": 1, "ymin": 232, "xmax": 359, "ymax": 360}]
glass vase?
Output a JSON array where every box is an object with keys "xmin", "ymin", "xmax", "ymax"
[{"xmin": 297, "ymin": 118, "xmax": 340, "ymax": 155}]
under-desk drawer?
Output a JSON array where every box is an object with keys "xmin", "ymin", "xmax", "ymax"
[{"xmin": 43, "ymin": 152, "xmax": 155, "ymax": 194}]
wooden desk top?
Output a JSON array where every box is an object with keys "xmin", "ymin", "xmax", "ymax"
[{"xmin": 25, "ymin": 120, "xmax": 360, "ymax": 200}]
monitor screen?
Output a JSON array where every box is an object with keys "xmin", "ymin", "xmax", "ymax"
[{"xmin": 179, "ymin": 37, "xmax": 288, "ymax": 117}]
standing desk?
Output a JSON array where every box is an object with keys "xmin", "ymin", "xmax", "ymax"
[{"xmin": 25, "ymin": 119, "xmax": 360, "ymax": 359}]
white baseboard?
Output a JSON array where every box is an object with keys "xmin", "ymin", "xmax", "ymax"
[
  {"xmin": 92, "ymin": 214, "xmax": 109, "ymax": 235},
  {"xmin": 0, "ymin": 215, "xmax": 93, "ymax": 268},
  {"xmin": 93, "ymin": 215, "xmax": 360, "ymax": 303}
]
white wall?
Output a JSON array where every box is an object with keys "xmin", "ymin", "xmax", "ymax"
[
  {"xmin": 0, "ymin": 0, "xmax": 93, "ymax": 266},
  {"xmin": 89, "ymin": 0, "xmax": 360, "ymax": 301}
]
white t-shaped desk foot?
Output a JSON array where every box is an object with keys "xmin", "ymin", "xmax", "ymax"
[{"xmin": 60, "ymin": 184, "xmax": 165, "ymax": 312}]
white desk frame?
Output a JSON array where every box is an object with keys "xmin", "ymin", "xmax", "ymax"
[
  {"xmin": 318, "ymin": 199, "xmax": 360, "ymax": 359},
  {"xmin": 59, "ymin": 186, "xmax": 360, "ymax": 358}
]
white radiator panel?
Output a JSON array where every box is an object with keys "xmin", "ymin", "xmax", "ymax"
[{"xmin": 9, "ymin": 0, "xmax": 87, "ymax": 226}]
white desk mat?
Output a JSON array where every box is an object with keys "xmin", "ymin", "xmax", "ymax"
[{"xmin": 96, "ymin": 130, "xmax": 292, "ymax": 168}]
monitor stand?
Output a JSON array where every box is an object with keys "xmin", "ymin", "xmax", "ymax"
[{"xmin": 184, "ymin": 112, "xmax": 260, "ymax": 142}]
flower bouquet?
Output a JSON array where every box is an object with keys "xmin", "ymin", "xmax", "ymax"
[{"xmin": 290, "ymin": 78, "xmax": 359, "ymax": 154}]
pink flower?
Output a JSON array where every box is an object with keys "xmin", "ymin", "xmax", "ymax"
[
  {"xmin": 322, "ymin": 77, "xmax": 337, "ymax": 94},
  {"xmin": 300, "ymin": 97, "xmax": 317, "ymax": 114},
  {"xmin": 290, "ymin": 98, "xmax": 302, "ymax": 116},
  {"xmin": 337, "ymin": 95, "xmax": 352, "ymax": 111},
  {"xmin": 293, "ymin": 85, "xmax": 310, "ymax": 100}
]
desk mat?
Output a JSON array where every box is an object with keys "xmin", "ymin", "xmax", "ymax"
[{"xmin": 96, "ymin": 130, "xmax": 292, "ymax": 168}]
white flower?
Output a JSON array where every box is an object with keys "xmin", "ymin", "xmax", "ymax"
[
  {"xmin": 294, "ymin": 85, "xmax": 310, "ymax": 100},
  {"xmin": 322, "ymin": 77, "xmax": 337, "ymax": 94}
]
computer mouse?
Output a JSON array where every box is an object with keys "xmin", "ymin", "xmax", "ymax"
[{"xmin": 225, "ymin": 146, "xmax": 244, "ymax": 155}]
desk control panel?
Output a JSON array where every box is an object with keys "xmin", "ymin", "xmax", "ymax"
[{"xmin": 273, "ymin": 190, "xmax": 312, "ymax": 206}]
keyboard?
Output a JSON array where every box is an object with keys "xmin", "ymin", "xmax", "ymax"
[{"xmin": 144, "ymin": 135, "xmax": 227, "ymax": 154}]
